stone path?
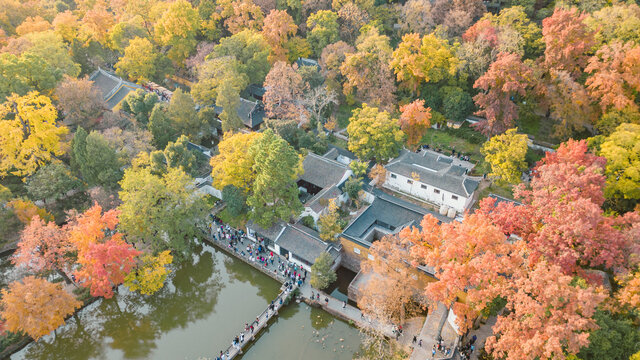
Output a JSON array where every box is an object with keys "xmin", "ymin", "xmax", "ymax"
[
  {"xmin": 298, "ymin": 282, "xmax": 396, "ymax": 338},
  {"xmin": 410, "ymin": 303, "xmax": 458, "ymax": 360}
]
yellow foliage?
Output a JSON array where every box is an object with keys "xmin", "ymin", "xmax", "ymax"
[
  {"xmin": 0, "ymin": 92, "xmax": 68, "ymax": 178},
  {"xmin": 481, "ymin": 128, "xmax": 528, "ymax": 185},
  {"xmin": 0, "ymin": 276, "xmax": 81, "ymax": 341},
  {"xmin": 6, "ymin": 199, "xmax": 54, "ymax": 224},
  {"xmin": 124, "ymin": 250, "xmax": 173, "ymax": 295},
  {"xmin": 210, "ymin": 132, "xmax": 263, "ymax": 191}
]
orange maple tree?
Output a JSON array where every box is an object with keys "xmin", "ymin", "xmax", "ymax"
[
  {"xmin": 0, "ymin": 276, "xmax": 81, "ymax": 341},
  {"xmin": 13, "ymin": 216, "xmax": 75, "ymax": 278},
  {"xmin": 485, "ymin": 261, "xmax": 605, "ymax": 360},
  {"xmin": 401, "ymin": 212, "xmax": 515, "ymax": 333},
  {"xmin": 67, "ymin": 204, "xmax": 140, "ymax": 298},
  {"xmin": 398, "ymin": 99, "xmax": 431, "ymax": 150}
]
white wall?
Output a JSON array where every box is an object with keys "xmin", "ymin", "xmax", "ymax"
[{"xmin": 384, "ymin": 172, "xmax": 469, "ymax": 213}]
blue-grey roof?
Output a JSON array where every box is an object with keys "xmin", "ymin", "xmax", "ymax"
[
  {"xmin": 212, "ymin": 98, "xmax": 264, "ymax": 129},
  {"xmin": 300, "ymin": 152, "xmax": 349, "ymax": 189},
  {"xmin": 342, "ymin": 191, "xmax": 450, "ymax": 248},
  {"xmin": 275, "ymin": 224, "xmax": 329, "ymax": 264},
  {"xmin": 385, "ymin": 150, "xmax": 480, "ymax": 197},
  {"xmin": 295, "ymin": 57, "xmax": 320, "ymax": 69},
  {"xmin": 89, "ymin": 68, "xmax": 142, "ymax": 109}
]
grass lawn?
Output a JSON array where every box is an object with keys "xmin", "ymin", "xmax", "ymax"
[
  {"xmin": 335, "ymin": 103, "xmax": 358, "ymax": 129},
  {"xmin": 328, "ymin": 134, "xmax": 348, "ymax": 149},
  {"xmin": 476, "ymin": 182, "xmax": 515, "ymax": 204},
  {"xmin": 420, "ymin": 125, "xmax": 489, "ymax": 175},
  {"xmin": 217, "ymin": 208, "xmax": 247, "ymax": 229}
]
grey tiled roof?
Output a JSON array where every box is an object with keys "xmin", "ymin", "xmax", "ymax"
[
  {"xmin": 213, "ymin": 98, "xmax": 264, "ymax": 129},
  {"xmin": 342, "ymin": 190, "xmax": 451, "ymax": 247},
  {"xmin": 89, "ymin": 68, "xmax": 142, "ymax": 109},
  {"xmin": 324, "ymin": 145, "xmax": 356, "ymax": 161},
  {"xmin": 300, "ymin": 153, "xmax": 349, "ymax": 189},
  {"xmin": 275, "ymin": 224, "xmax": 329, "ymax": 264},
  {"xmin": 307, "ymin": 185, "xmax": 342, "ymax": 213},
  {"xmin": 246, "ymin": 220, "xmax": 286, "ymax": 241},
  {"xmin": 385, "ymin": 150, "xmax": 479, "ymax": 197},
  {"xmin": 106, "ymin": 85, "xmax": 137, "ymax": 109},
  {"xmin": 295, "ymin": 57, "xmax": 320, "ymax": 69}
]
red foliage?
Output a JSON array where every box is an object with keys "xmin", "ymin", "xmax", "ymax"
[
  {"xmin": 463, "ymin": 19, "xmax": 498, "ymax": 47},
  {"xmin": 542, "ymin": 7, "xmax": 596, "ymax": 77},
  {"xmin": 473, "ymin": 52, "xmax": 532, "ymax": 136}
]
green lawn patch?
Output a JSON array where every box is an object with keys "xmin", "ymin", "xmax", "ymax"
[
  {"xmin": 420, "ymin": 125, "xmax": 489, "ymax": 175},
  {"xmin": 217, "ymin": 208, "xmax": 247, "ymax": 229},
  {"xmin": 476, "ymin": 182, "xmax": 515, "ymax": 206},
  {"xmin": 335, "ymin": 103, "xmax": 358, "ymax": 129},
  {"xmin": 328, "ymin": 134, "xmax": 348, "ymax": 149}
]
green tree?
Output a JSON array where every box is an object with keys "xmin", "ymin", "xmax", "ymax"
[
  {"xmin": 148, "ymin": 103, "xmax": 179, "ymax": 149},
  {"xmin": 441, "ymin": 86, "xmax": 473, "ymax": 123},
  {"xmin": 115, "ymin": 37, "xmax": 160, "ymax": 83},
  {"xmin": 599, "ymin": 123, "xmax": 640, "ymax": 202},
  {"xmin": 347, "ymin": 104, "xmax": 404, "ymax": 162},
  {"xmin": 481, "ymin": 128, "xmax": 528, "ymax": 185},
  {"xmin": 310, "ymin": 252, "xmax": 336, "ymax": 289},
  {"xmin": 349, "ymin": 160, "xmax": 368, "ymax": 178},
  {"xmin": 343, "ymin": 176, "xmax": 362, "ymax": 202},
  {"xmin": 217, "ymin": 77, "xmax": 244, "ymax": 132},
  {"xmin": 72, "ymin": 128, "xmax": 122, "ymax": 188},
  {"xmin": 191, "ymin": 57, "xmax": 249, "ymax": 106},
  {"xmin": 26, "ymin": 161, "xmax": 82, "ymax": 202},
  {"xmin": 596, "ymin": 107, "xmax": 640, "ymax": 136},
  {"xmin": 150, "ymin": 135, "xmax": 198, "ymax": 176},
  {"xmin": 318, "ymin": 199, "xmax": 340, "ymax": 242},
  {"xmin": 209, "ymin": 29, "xmax": 271, "ymax": 85},
  {"xmin": 306, "ymin": 10, "xmax": 340, "ymax": 57},
  {"xmin": 222, "ymin": 184, "xmax": 247, "ymax": 217},
  {"xmin": 167, "ymin": 89, "xmax": 207, "ymax": 142},
  {"xmin": 23, "ymin": 31, "xmax": 80, "ymax": 78},
  {"xmin": 154, "ymin": 0, "xmax": 200, "ymax": 64},
  {"xmin": 577, "ymin": 311, "xmax": 640, "ymax": 360},
  {"xmin": 246, "ymin": 129, "xmax": 303, "ymax": 228},
  {"xmin": 119, "ymin": 166, "xmax": 207, "ymax": 258},
  {"xmin": 121, "ymin": 89, "xmax": 159, "ymax": 125},
  {"xmin": 0, "ymin": 53, "xmax": 61, "ymax": 101},
  {"xmin": 109, "ymin": 18, "xmax": 148, "ymax": 52}
]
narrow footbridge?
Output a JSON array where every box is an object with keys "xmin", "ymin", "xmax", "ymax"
[{"xmin": 216, "ymin": 280, "xmax": 298, "ymax": 359}]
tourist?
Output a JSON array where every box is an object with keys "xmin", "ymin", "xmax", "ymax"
[
  {"xmin": 432, "ymin": 344, "xmax": 436, "ymax": 358},
  {"xmin": 325, "ymin": 297, "xmax": 329, "ymax": 305},
  {"xmin": 418, "ymin": 339, "xmax": 422, "ymax": 347},
  {"xmin": 412, "ymin": 335, "xmax": 417, "ymax": 344},
  {"xmin": 342, "ymin": 301, "xmax": 346, "ymax": 309}
]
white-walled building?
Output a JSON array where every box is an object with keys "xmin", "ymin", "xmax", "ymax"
[
  {"xmin": 298, "ymin": 152, "xmax": 352, "ymax": 222},
  {"xmin": 384, "ymin": 150, "xmax": 480, "ymax": 214}
]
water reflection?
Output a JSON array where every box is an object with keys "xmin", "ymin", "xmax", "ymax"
[{"xmin": 11, "ymin": 242, "xmax": 361, "ymax": 360}]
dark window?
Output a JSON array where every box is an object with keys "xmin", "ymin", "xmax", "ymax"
[
  {"xmin": 407, "ymin": 179, "xmax": 413, "ymax": 184},
  {"xmin": 434, "ymin": 189, "xmax": 440, "ymax": 194},
  {"xmin": 452, "ymin": 195, "xmax": 458, "ymax": 200},
  {"xmin": 390, "ymin": 174, "xmax": 397, "ymax": 179},
  {"xmin": 421, "ymin": 184, "xmax": 427, "ymax": 189}
]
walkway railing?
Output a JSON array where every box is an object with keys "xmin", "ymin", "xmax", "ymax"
[{"xmin": 218, "ymin": 283, "xmax": 298, "ymax": 359}]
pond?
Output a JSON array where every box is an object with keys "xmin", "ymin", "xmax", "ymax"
[{"xmin": 10, "ymin": 241, "xmax": 362, "ymax": 360}]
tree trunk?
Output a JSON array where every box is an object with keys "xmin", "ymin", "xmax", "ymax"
[{"xmin": 56, "ymin": 268, "xmax": 74, "ymax": 285}]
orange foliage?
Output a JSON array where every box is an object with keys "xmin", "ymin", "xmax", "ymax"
[
  {"xmin": 0, "ymin": 276, "xmax": 81, "ymax": 341},
  {"xmin": 398, "ymin": 99, "xmax": 431, "ymax": 150}
]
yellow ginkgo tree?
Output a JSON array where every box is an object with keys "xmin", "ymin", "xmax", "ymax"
[
  {"xmin": 125, "ymin": 250, "xmax": 173, "ymax": 295},
  {"xmin": 0, "ymin": 91, "xmax": 68, "ymax": 178}
]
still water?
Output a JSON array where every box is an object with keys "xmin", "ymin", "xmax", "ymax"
[{"xmin": 11, "ymin": 242, "xmax": 361, "ymax": 360}]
